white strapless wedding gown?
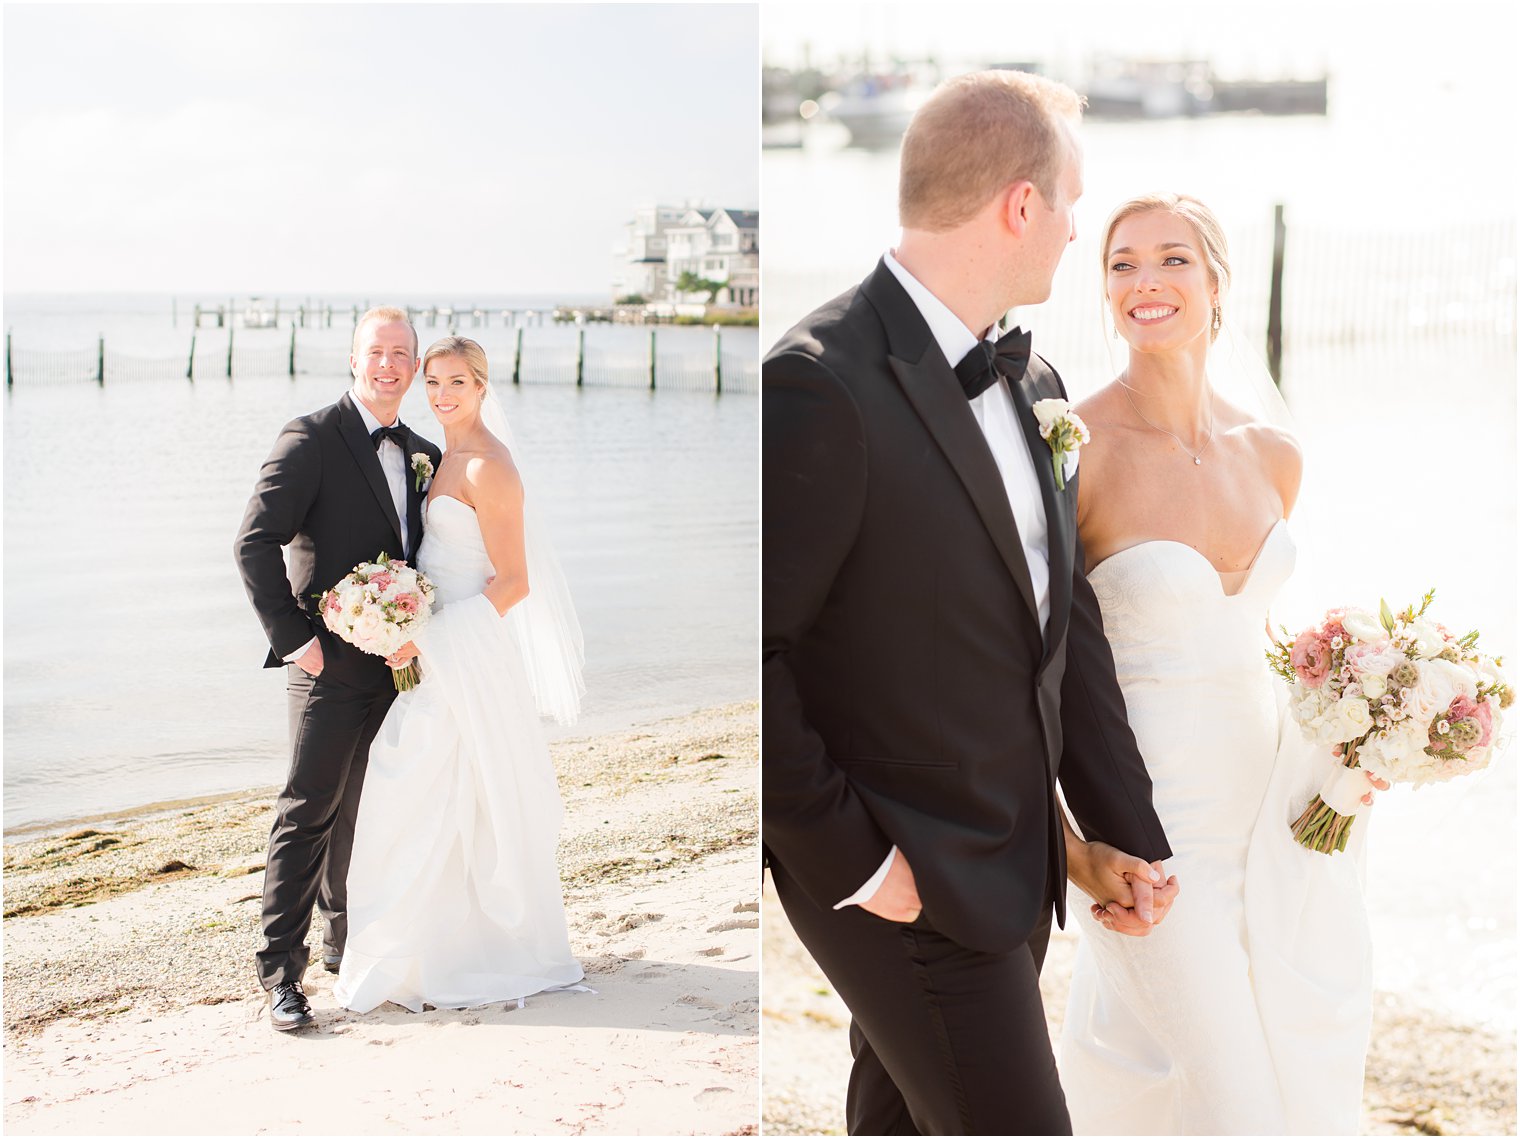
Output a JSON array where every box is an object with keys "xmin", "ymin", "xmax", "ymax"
[
  {"xmin": 1057, "ymin": 520, "xmax": 1373, "ymax": 1135},
  {"xmin": 333, "ymin": 495, "xmax": 584, "ymax": 1013}
]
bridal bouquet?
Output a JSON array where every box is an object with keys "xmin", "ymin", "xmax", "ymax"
[
  {"xmin": 1267, "ymin": 591, "xmax": 1511, "ymax": 854},
  {"xmin": 319, "ymin": 553, "xmax": 437, "ymax": 691}
]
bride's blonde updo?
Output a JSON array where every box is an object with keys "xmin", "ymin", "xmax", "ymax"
[
  {"xmin": 423, "ymin": 335, "xmax": 489, "ymax": 387},
  {"xmin": 1101, "ymin": 192, "xmax": 1231, "ymax": 341}
]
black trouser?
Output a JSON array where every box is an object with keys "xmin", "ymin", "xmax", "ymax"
[
  {"xmin": 255, "ymin": 666, "xmax": 394, "ymax": 990},
  {"xmin": 772, "ymin": 862, "xmax": 1068, "ymax": 1136}
]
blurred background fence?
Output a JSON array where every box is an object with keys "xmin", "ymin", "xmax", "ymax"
[
  {"xmin": 765, "ymin": 210, "xmax": 1516, "ymax": 395},
  {"xmin": 4, "ymin": 322, "xmax": 759, "ymax": 395}
]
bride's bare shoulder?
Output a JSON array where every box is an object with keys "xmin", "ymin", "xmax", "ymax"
[
  {"xmin": 1074, "ymin": 380, "xmax": 1130, "ymax": 432},
  {"xmin": 1234, "ymin": 419, "xmax": 1303, "ymax": 511},
  {"xmin": 459, "ymin": 445, "xmax": 523, "ymax": 507}
]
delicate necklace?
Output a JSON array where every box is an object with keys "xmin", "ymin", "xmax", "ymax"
[{"xmin": 1118, "ymin": 376, "xmax": 1215, "ymax": 466}]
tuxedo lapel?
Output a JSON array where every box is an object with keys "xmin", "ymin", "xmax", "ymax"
[
  {"xmin": 337, "ymin": 392, "xmax": 405, "ymax": 553},
  {"xmin": 1005, "ymin": 371, "xmax": 1074, "ymax": 660},
  {"xmin": 404, "ymin": 434, "xmax": 426, "ymax": 562},
  {"xmin": 863, "ymin": 263, "xmax": 1040, "ymax": 627}
]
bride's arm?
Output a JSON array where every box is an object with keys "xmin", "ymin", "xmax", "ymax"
[{"xmin": 467, "ymin": 455, "xmax": 530, "ymax": 616}]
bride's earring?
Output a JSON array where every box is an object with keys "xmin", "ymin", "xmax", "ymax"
[{"xmin": 1211, "ymin": 306, "xmax": 1222, "ymax": 335}]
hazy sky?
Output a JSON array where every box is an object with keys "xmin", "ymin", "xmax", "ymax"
[
  {"xmin": 761, "ymin": 0, "xmax": 1517, "ymax": 82},
  {"xmin": 4, "ymin": 3, "xmax": 759, "ymax": 295}
]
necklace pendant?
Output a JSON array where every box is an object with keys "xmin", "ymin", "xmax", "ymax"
[{"xmin": 1194, "ymin": 457, "xmax": 1202, "ymax": 466}]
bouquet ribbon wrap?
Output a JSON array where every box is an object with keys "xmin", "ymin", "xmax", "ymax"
[{"xmin": 1317, "ymin": 758, "xmax": 1388, "ymax": 816}]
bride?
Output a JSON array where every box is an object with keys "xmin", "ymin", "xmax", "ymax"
[
  {"xmin": 1056, "ymin": 194, "xmax": 1379, "ymax": 1134},
  {"xmin": 334, "ymin": 335, "xmax": 586, "ymax": 1013}
]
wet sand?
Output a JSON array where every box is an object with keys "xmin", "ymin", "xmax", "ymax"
[{"xmin": 3, "ymin": 702, "xmax": 759, "ymax": 1136}]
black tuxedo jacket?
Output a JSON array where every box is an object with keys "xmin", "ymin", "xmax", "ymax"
[
  {"xmin": 763, "ymin": 259, "xmax": 1171, "ymax": 954},
  {"xmin": 234, "ymin": 391, "xmax": 444, "ymax": 691}
]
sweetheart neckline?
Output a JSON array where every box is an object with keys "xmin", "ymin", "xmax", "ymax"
[
  {"xmin": 425, "ymin": 493, "xmax": 475, "ymax": 514},
  {"xmin": 1088, "ymin": 518, "xmax": 1289, "ymax": 600}
]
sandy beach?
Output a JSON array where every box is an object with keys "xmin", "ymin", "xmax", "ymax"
[
  {"xmin": 3, "ymin": 702, "xmax": 759, "ymax": 1136},
  {"xmin": 761, "ymin": 878, "xmax": 1516, "ymax": 1137}
]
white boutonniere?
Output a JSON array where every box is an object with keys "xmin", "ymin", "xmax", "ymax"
[
  {"xmin": 411, "ymin": 452, "xmax": 434, "ymax": 492},
  {"xmin": 1030, "ymin": 399, "xmax": 1090, "ymax": 491}
]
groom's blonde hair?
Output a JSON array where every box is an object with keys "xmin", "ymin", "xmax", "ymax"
[
  {"xmin": 899, "ymin": 70, "xmax": 1083, "ymax": 232},
  {"xmin": 351, "ymin": 305, "xmax": 418, "ymax": 356},
  {"xmin": 423, "ymin": 335, "xmax": 489, "ymax": 387}
]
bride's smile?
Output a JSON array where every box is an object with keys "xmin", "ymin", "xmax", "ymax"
[
  {"xmin": 425, "ymin": 357, "xmax": 485, "ymax": 425},
  {"xmin": 1106, "ymin": 208, "xmax": 1218, "ymax": 351}
]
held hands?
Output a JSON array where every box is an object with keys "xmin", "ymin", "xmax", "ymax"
[
  {"xmin": 385, "ymin": 641, "xmax": 420, "ymax": 669},
  {"xmin": 859, "ymin": 850, "xmax": 922, "ymax": 923},
  {"xmin": 1070, "ymin": 841, "xmax": 1179, "ymax": 937}
]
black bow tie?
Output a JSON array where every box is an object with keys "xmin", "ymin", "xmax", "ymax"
[
  {"xmin": 370, "ymin": 424, "xmax": 408, "ymax": 450},
  {"xmin": 952, "ymin": 326, "xmax": 1033, "ymax": 401}
]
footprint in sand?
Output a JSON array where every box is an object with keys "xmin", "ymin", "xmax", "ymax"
[
  {"xmin": 705, "ymin": 916, "xmax": 758, "ymax": 933},
  {"xmin": 607, "ymin": 912, "xmax": 665, "ymax": 934},
  {"xmin": 731, "ymin": 901, "xmax": 759, "ymax": 913},
  {"xmin": 695, "ymin": 1086, "xmax": 734, "ymax": 1103},
  {"xmin": 697, "ymin": 946, "xmax": 726, "ymax": 957}
]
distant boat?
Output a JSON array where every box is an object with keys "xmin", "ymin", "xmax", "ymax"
[
  {"xmin": 1078, "ymin": 57, "xmax": 1327, "ymax": 119},
  {"xmin": 1081, "ymin": 58, "xmax": 1214, "ymax": 119},
  {"xmin": 821, "ymin": 71, "xmax": 935, "ymax": 149},
  {"xmin": 241, "ymin": 298, "xmax": 278, "ymax": 329}
]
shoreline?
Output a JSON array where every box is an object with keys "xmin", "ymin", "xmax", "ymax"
[
  {"xmin": 2, "ymin": 787, "xmax": 284, "ymax": 844},
  {"xmin": 4, "ymin": 702, "xmax": 759, "ymax": 1136},
  {"xmin": 2, "ymin": 700, "xmax": 752, "ymax": 842}
]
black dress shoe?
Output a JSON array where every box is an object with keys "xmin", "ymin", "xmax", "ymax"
[
  {"xmin": 322, "ymin": 953, "xmax": 342, "ymax": 974},
  {"xmin": 269, "ymin": 982, "xmax": 314, "ymax": 1031}
]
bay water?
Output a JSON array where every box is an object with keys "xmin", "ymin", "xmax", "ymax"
[{"xmin": 3, "ymin": 301, "xmax": 758, "ymax": 839}]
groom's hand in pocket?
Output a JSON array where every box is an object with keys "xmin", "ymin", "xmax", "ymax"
[
  {"xmin": 859, "ymin": 850, "xmax": 922, "ymax": 923},
  {"xmin": 293, "ymin": 640, "xmax": 324, "ymax": 678}
]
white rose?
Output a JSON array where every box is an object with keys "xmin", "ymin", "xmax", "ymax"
[
  {"xmin": 352, "ymin": 610, "xmax": 384, "ymax": 647},
  {"xmin": 1408, "ymin": 618, "xmax": 1448, "ymax": 659},
  {"xmin": 1342, "ymin": 609, "xmax": 1384, "ymax": 643},
  {"xmin": 1362, "ymin": 673, "xmax": 1389, "ymax": 700},
  {"xmin": 1338, "ymin": 696, "xmax": 1374, "ymax": 737},
  {"xmin": 1401, "ymin": 657, "xmax": 1477, "ymax": 724},
  {"xmin": 1031, "ymin": 398, "xmax": 1072, "ymax": 433}
]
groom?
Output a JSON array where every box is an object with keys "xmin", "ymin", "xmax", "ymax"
[
  {"xmin": 234, "ymin": 306, "xmax": 442, "ymax": 1031},
  {"xmin": 764, "ymin": 71, "xmax": 1175, "ymax": 1133}
]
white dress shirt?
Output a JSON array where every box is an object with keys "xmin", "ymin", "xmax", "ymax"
[
  {"xmin": 835, "ymin": 252, "xmax": 1054, "ymax": 910},
  {"xmin": 283, "ymin": 394, "xmax": 411, "ymax": 665}
]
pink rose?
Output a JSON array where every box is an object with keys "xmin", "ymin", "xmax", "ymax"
[
  {"xmin": 1345, "ymin": 639, "xmax": 1402, "ymax": 678},
  {"xmin": 1453, "ymin": 694, "xmax": 1496, "ymax": 749},
  {"xmin": 1432, "ymin": 694, "xmax": 1496, "ymax": 753},
  {"xmin": 369, "ymin": 572, "xmax": 394, "ymax": 591},
  {"xmin": 394, "ymin": 593, "xmax": 420, "ymax": 615},
  {"xmin": 1291, "ymin": 629, "xmax": 1332, "ymax": 688}
]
